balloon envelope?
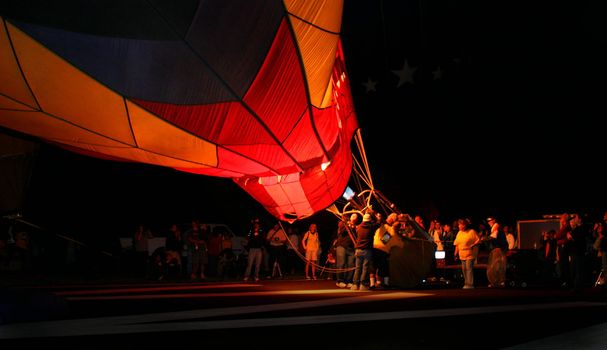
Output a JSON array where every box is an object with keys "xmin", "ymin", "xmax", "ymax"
[{"xmin": 0, "ymin": 0, "xmax": 358, "ymax": 221}]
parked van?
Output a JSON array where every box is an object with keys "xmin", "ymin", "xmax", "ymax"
[
  {"xmin": 205, "ymin": 223, "xmax": 247, "ymax": 257},
  {"xmin": 180, "ymin": 223, "xmax": 247, "ymax": 257}
]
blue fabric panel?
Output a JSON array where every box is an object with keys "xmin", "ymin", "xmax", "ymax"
[
  {"xmin": 12, "ymin": 21, "xmax": 235, "ymax": 105},
  {"xmin": 5, "ymin": 0, "xmax": 285, "ymax": 103},
  {"xmin": 187, "ymin": 0, "xmax": 284, "ymax": 98},
  {"xmin": 0, "ymin": 0, "xmax": 199, "ymax": 39}
]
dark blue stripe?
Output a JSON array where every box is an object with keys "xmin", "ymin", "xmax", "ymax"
[{"xmin": 12, "ymin": 21, "xmax": 233, "ymax": 105}]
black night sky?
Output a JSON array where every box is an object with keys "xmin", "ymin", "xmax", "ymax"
[
  {"xmin": 340, "ymin": 1, "xmax": 606, "ymax": 223},
  {"xmin": 4, "ymin": 1, "xmax": 607, "ymax": 241}
]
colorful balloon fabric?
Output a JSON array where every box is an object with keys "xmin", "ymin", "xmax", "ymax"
[{"xmin": 0, "ymin": 1, "xmax": 358, "ymax": 221}]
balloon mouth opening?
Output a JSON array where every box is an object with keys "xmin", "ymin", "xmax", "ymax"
[{"xmin": 282, "ymin": 212, "xmax": 298, "ymax": 223}]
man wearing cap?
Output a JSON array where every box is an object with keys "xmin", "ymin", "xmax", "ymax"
[
  {"xmin": 485, "ymin": 217, "xmax": 508, "ymax": 287},
  {"xmin": 351, "ymin": 213, "xmax": 378, "ymax": 291}
]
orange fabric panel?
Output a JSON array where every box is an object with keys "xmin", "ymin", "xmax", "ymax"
[
  {"xmin": 177, "ymin": 166, "xmax": 244, "ymax": 178},
  {"xmin": 284, "ymin": 0, "xmax": 344, "ymax": 33},
  {"xmin": 289, "ymin": 16, "xmax": 339, "ymax": 108},
  {"xmin": 320, "ymin": 75, "xmax": 334, "ymax": 107},
  {"xmin": 0, "ymin": 109, "xmax": 127, "ymax": 148},
  {"xmin": 0, "ymin": 105, "xmax": 216, "ymax": 171},
  {"xmin": 0, "ymin": 108, "xmax": 209, "ymax": 169},
  {"xmin": 7, "ymin": 23, "xmax": 134, "ymax": 145},
  {"xmin": 0, "ymin": 95, "xmax": 35, "ymax": 111},
  {"xmin": 0, "ymin": 20, "xmax": 37, "ymax": 109},
  {"xmin": 127, "ymin": 101, "xmax": 218, "ymax": 167},
  {"xmin": 59, "ymin": 139, "xmax": 212, "ymax": 169}
]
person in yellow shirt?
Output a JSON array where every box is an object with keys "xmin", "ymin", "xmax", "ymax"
[
  {"xmin": 454, "ymin": 218, "xmax": 480, "ymax": 289},
  {"xmin": 371, "ymin": 213, "xmax": 402, "ymax": 288},
  {"xmin": 302, "ymin": 223, "xmax": 320, "ymax": 280}
]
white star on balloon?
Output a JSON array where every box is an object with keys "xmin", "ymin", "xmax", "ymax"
[
  {"xmin": 363, "ymin": 78, "xmax": 377, "ymax": 93},
  {"xmin": 392, "ymin": 60, "xmax": 417, "ymax": 87},
  {"xmin": 432, "ymin": 66, "xmax": 443, "ymax": 80}
]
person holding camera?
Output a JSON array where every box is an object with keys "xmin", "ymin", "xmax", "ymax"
[{"xmin": 266, "ymin": 223, "xmax": 287, "ymax": 278}]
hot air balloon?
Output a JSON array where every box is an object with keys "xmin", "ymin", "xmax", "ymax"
[{"xmin": 0, "ymin": 0, "xmax": 358, "ymax": 222}]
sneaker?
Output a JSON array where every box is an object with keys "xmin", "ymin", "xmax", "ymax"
[
  {"xmin": 336, "ymin": 282, "xmax": 347, "ymax": 288},
  {"xmin": 463, "ymin": 285, "xmax": 474, "ymax": 289},
  {"xmin": 306, "ymin": 276, "xmax": 311, "ymax": 280},
  {"xmin": 350, "ymin": 284, "xmax": 359, "ymax": 291},
  {"xmin": 359, "ymin": 285, "xmax": 369, "ymax": 291},
  {"xmin": 346, "ymin": 283, "xmax": 353, "ymax": 288},
  {"xmin": 243, "ymin": 277, "xmax": 249, "ymax": 282},
  {"xmin": 254, "ymin": 277, "xmax": 260, "ymax": 282}
]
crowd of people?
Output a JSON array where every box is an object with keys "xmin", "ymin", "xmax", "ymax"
[
  {"xmin": 323, "ymin": 210, "xmax": 607, "ymax": 292},
  {"xmin": 2, "ymin": 211, "xmax": 606, "ymax": 292}
]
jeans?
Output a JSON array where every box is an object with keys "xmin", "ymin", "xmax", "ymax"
[
  {"xmin": 244, "ymin": 248, "xmax": 262, "ymax": 279},
  {"xmin": 336, "ymin": 246, "xmax": 354, "ymax": 283},
  {"xmin": 461, "ymin": 258, "xmax": 474, "ymax": 287},
  {"xmin": 352, "ymin": 248, "xmax": 372, "ymax": 286}
]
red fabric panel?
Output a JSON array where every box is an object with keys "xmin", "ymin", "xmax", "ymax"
[
  {"xmin": 132, "ymin": 100, "xmax": 274, "ymax": 145},
  {"xmin": 243, "ymin": 19, "xmax": 307, "ymax": 161},
  {"xmin": 176, "ymin": 147, "xmax": 275, "ymax": 178},
  {"xmin": 133, "ymin": 99, "xmax": 297, "ymax": 173},
  {"xmin": 216, "ymin": 147, "xmax": 274, "ymax": 176},
  {"xmin": 225, "ymin": 144, "xmax": 299, "ymax": 175},
  {"xmin": 335, "ymin": 40, "xmax": 359, "ymax": 137},
  {"xmin": 304, "ymin": 142, "xmax": 352, "ymax": 214},
  {"xmin": 311, "ymin": 107, "xmax": 339, "ymax": 155},
  {"xmin": 233, "ymin": 176, "xmax": 282, "ymax": 218},
  {"xmin": 283, "ymin": 110, "xmax": 325, "ymax": 169},
  {"xmin": 235, "ymin": 143, "xmax": 353, "ymax": 221},
  {"xmin": 234, "ymin": 40, "xmax": 359, "ymax": 221}
]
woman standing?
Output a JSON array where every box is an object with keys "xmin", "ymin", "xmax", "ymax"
[
  {"xmin": 302, "ymin": 223, "xmax": 320, "ymax": 280},
  {"xmin": 454, "ymin": 218, "xmax": 480, "ymax": 289}
]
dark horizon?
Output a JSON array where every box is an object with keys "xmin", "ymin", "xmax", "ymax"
[{"xmin": 15, "ymin": 139, "xmax": 606, "ymax": 235}]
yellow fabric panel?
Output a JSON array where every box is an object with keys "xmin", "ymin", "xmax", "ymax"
[
  {"xmin": 0, "ymin": 95, "xmax": 36, "ymax": 111},
  {"xmin": 7, "ymin": 23, "xmax": 135, "ymax": 145},
  {"xmin": 0, "ymin": 107, "xmax": 215, "ymax": 169},
  {"xmin": 284, "ymin": 0, "xmax": 343, "ymax": 33},
  {"xmin": 127, "ymin": 100, "xmax": 218, "ymax": 167},
  {"xmin": 0, "ymin": 109, "xmax": 128, "ymax": 148},
  {"xmin": 0, "ymin": 20, "xmax": 37, "ymax": 109},
  {"xmin": 290, "ymin": 16, "xmax": 339, "ymax": 108},
  {"xmin": 58, "ymin": 139, "xmax": 214, "ymax": 169},
  {"xmin": 320, "ymin": 75, "xmax": 334, "ymax": 107}
]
